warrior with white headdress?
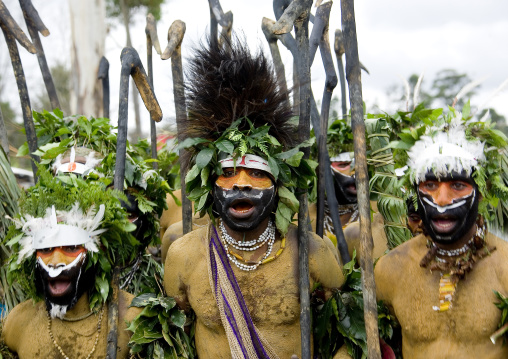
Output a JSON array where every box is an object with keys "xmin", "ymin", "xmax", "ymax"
[
  {"xmin": 1, "ymin": 170, "xmax": 141, "ymax": 358},
  {"xmin": 164, "ymin": 37, "xmax": 344, "ymax": 358},
  {"xmin": 374, "ymin": 101, "xmax": 508, "ymax": 357}
]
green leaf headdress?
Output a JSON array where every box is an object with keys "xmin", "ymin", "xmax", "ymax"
[
  {"xmin": 4, "ymin": 168, "xmax": 139, "ymax": 310},
  {"xmin": 179, "ymin": 36, "xmax": 316, "ymax": 235},
  {"xmin": 389, "ymin": 103, "xmax": 508, "ymax": 234},
  {"xmin": 19, "ymin": 109, "xmax": 170, "ymax": 246}
]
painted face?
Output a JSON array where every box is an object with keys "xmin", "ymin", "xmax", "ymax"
[
  {"xmin": 406, "ymin": 198, "xmax": 422, "ymax": 236},
  {"xmin": 35, "ymin": 245, "xmax": 91, "ymax": 318},
  {"xmin": 213, "ymin": 168, "xmax": 276, "ymax": 232},
  {"xmin": 417, "ymin": 171, "xmax": 479, "ymax": 244},
  {"xmin": 331, "ymin": 161, "xmax": 357, "ymax": 205}
]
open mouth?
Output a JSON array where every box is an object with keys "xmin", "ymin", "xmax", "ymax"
[
  {"xmin": 346, "ymin": 184, "xmax": 357, "ymax": 195},
  {"xmin": 229, "ymin": 198, "xmax": 255, "ymax": 218},
  {"xmin": 431, "ymin": 217, "xmax": 458, "ymax": 234},
  {"xmin": 48, "ymin": 279, "xmax": 72, "ymax": 297}
]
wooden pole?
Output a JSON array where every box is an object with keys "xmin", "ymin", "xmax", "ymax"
[
  {"xmin": 110, "ymin": 47, "xmax": 162, "ymax": 358},
  {"xmin": 97, "ymin": 56, "xmax": 110, "ymax": 119},
  {"xmin": 334, "ymin": 29, "xmax": 347, "ymax": 118},
  {"xmin": 0, "ymin": 14, "xmax": 39, "ymax": 179},
  {"xmin": 340, "ymin": 0, "xmax": 381, "ymax": 357},
  {"xmin": 146, "ymin": 13, "xmax": 162, "ymax": 169},
  {"xmin": 273, "ymin": 1, "xmax": 313, "ymax": 357},
  {"xmin": 161, "ymin": 20, "xmax": 192, "ymax": 235},
  {"xmin": 19, "ymin": 0, "xmax": 60, "ymax": 110}
]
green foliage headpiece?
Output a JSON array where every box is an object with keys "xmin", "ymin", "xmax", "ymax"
[
  {"xmin": 19, "ymin": 110, "xmax": 170, "ymax": 245},
  {"xmin": 373, "ymin": 102, "xmax": 508, "ymax": 235},
  {"xmin": 180, "ymin": 36, "xmax": 316, "ymax": 235}
]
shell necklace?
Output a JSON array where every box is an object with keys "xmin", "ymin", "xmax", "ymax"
[{"xmin": 219, "ymin": 219, "xmax": 278, "ymax": 271}]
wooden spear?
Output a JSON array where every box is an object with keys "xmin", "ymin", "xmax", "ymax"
[
  {"xmin": 161, "ymin": 20, "xmax": 193, "ymax": 235},
  {"xmin": 109, "ymin": 47, "xmax": 162, "ymax": 359},
  {"xmin": 269, "ymin": 2, "xmax": 350, "ymax": 264},
  {"xmin": 145, "ymin": 13, "xmax": 162, "ymax": 169},
  {"xmin": 19, "ymin": 0, "xmax": 60, "ymax": 110},
  {"xmin": 340, "ymin": 0, "xmax": 381, "ymax": 357},
  {"xmin": 0, "ymin": 4, "xmax": 39, "ymax": 179},
  {"xmin": 97, "ymin": 56, "xmax": 110, "ymax": 119},
  {"xmin": 334, "ymin": 30, "xmax": 347, "ymax": 118},
  {"xmin": 273, "ymin": 1, "xmax": 313, "ymax": 357}
]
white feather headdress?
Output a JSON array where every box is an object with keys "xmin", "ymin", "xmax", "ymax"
[
  {"xmin": 12, "ymin": 203, "xmax": 106, "ymax": 263},
  {"xmin": 407, "ymin": 114, "xmax": 485, "ymax": 183}
]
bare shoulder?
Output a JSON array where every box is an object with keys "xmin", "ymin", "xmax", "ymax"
[
  {"xmin": 2, "ymin": 300, "xmax": 43, "ymax": 349},
  {"xmin": 165, "ymin": 226, "xmax": 209, "ymax": 264},
  {"xmin": 375, "ymin": 235, "xmax": 426, "ymax": 296},
  {"xmin": 119, "ymin": 290, "xmax": 142, "ymax": 324}
]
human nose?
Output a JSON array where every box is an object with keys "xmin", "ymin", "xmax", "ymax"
[
  {"xmin": 433, "ymin": 184, "xmax": 452, "ymax": 207},
  {"xmin": 232, "ymin": 170, "xmax": 252, "ymax": 190},
  {"xmin": 46, "ymin": 249, "xmax": 67, "ymax": 267}
]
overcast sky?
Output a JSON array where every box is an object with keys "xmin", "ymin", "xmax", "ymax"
[{"xmin": 2, "ymin": 0, "xmax": 508, "ymax": 135}]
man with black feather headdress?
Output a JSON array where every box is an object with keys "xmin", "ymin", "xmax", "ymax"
[{"xmin": 164, "ymin": 37, "xmax": 344, "ymax": 358}]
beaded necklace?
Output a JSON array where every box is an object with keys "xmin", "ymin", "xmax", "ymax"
[
  {"xmin": 219, "ymin": 220, "xmax": 285, "ymax": 271},
  {"xmin": 419, "ymin": 218, "xmax": 495, "ymax": 312},
  {"xmin": 47, "ymin": 305, "xmax": 105, "ymax": 359}
]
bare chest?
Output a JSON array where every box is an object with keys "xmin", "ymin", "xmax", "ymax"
[
  {"xmin": 392, "ymin": 265, "xmax": 504, "ymax": 346},
  {"xmin": 186, "ymin": 248, "xmax": 300, "ymax": 332}
]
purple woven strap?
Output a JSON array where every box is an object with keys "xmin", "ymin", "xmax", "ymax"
[{"xmin": 210, "ymin": 225, "xmax": 271, "ymax": 359}]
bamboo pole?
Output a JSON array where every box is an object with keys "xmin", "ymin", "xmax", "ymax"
[
  {"xmin": 340, "ymin": 0, "xmax": 381, "ymax": 357},
  {"xmin": 161, "ymin": 20, "xmax": 192, "ymax": 235}
]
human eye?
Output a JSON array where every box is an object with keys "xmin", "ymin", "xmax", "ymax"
[
  {"xmin": 450, "ymin": 182, "xmax": 468, "ymax": 191},
  {"xmin": 421, "ymin": 181, "xmax": 437, "ymax": 191},
  {"xmin": 249, "ymin": 169, "xmax": 267, "ymax": 178},
  {"xmin": 38, "ymin": 247, "xmax": 54, "ymax": 254},
  {"xmin": 222, "ymin": 169, "xmax": 235, "ymax": 177},
  {"xmin": 63, "ymin": 245, "xmax": 83, "ymax": 254}
]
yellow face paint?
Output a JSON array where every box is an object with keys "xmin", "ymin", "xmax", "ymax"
[
  {"xmin": 36, "ymin": 246, "xmax": 87, "ymax": 267},
  {"xmin": 216, "ymin": 168, "xmax": 273, "ymax": 190},
  {"xmin": 418, "ymin": 180, "xmax": 474, "ymax": 207}
]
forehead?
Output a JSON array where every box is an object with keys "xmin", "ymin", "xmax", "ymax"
[{"xmin": 422, "ymin": 170, "xmax": 475, "ymax": 184}]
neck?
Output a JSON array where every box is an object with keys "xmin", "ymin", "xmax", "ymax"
[
  {"xmin": 221, "ymin": 217, "xmax": 271, "ymax": 242},
  {"xmin": 62, "ymin": 292, "xmax": 92, "ymax": 319},
  {"xmin": 433, "ymin": 223, "xmax": 477, "ymax": 252}
]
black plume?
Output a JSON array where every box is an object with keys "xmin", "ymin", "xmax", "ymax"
[{"xmin": 184, "ymin": 35, "xmax": 294, "ymax": 148}]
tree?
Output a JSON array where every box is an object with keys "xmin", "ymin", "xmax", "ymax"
[
  {"xmin": 32, "ymin": 62, "xmax": 71, "ymax": 115},
  {"xmin": 386, "ymin": 69, "xmax": 507, "ymax": 136}
]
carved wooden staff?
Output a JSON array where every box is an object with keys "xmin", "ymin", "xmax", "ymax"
[
  {"xmin": 208, "ymin": 0, "xmax": 232, "ymax": 47},
  {"xmin": 273, "ymin": 1, "xmax": 313, "ymax": 357},
  {"xmin": 340, "ymin": 0, "xmax": 381, "ymax": 357},
  {"xmin": 19, "ymin": 0, "xmax": 60, "ymax": 110},
  {"xmin": 0, "ymin": 2, "xmax": 38, "ymax": 178},
  {"xmin": 266, "ymin": 3, "xmax": 350, "ymax": 264},
  {"xmin": 334, "ymin": 30, "xmax": 347, "ymax": 118},
  {"xmin": 0, "ymin": 107, "xmax": 8, "ymax": 157},
  {"xmin": 108, "ymin": 47, "xmax": 162, "ymax": 359},
  {"xmin": 98, "ymin": 56, "xmax": 110, "ymax": 119},
  {"xmin": 161, "ymin": 20, "xmax": 193, "ymax": 235},
  {"xmin": 145, "ymin": 13, "xmax": 162, "ymax": 169}
]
